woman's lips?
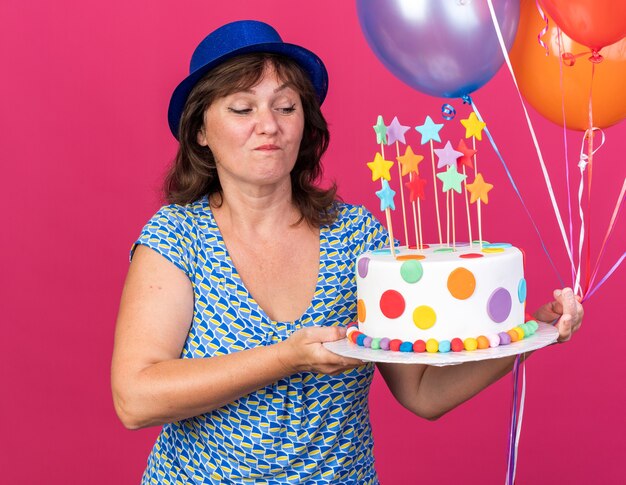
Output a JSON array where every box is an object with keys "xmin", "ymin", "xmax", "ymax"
[{"xmin": 255, "ymin": 144, "xmax": 280, "ymax": 151}]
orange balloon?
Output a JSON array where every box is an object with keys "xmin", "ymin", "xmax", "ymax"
[{"xmin": 510, "ymin": 0, "xmax": 626, "ymax": 131}]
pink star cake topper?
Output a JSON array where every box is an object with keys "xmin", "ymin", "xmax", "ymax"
[
  {"xmin": 386, "ymin": 116, "xmax": 411, "ymax": 145},
  {"xmin": 435, "ymin": 141, "xmax": 463, "ymax": 169}
]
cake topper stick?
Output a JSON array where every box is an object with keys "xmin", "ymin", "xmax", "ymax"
[
  {"xmin": 473, "ymin": 138, "xmax": 483, "ymax": 248},
  {"xmin": 387, "ymin": 117, "xmax": 411, "ymax": 246},
  {"xmin": 417, "ymin": 197, "xmax": 424, "ymax": 250},
  {"xmin": 430, "ymin": 141, "xmax": 443, "ymax": 245},
  {"xmin": 411, "ymin": 194, "xmax": 420, "ymax": 249},
  {"xmin": 446, "ymin": 191, "xmax": 450, "ymax": 247},
  {"xmin": 395, "ymin": 145, "xmax": 409, "ymax": 245},
  {"xmin": 371, "ymin": 116, "xmax": 397, "ymax": 256},
  {"xmin": 463, "ymin": 166, "xmax": 473, "ymax": 247},
  {"xmin": 434, "ymin": 140, "xmax": 464, "ymax": 248},
  {"xmin": 415, "ymin": 116, "xmax": 444, "ymax": 245},
  {"xmin": 452, "ymin": 190, "xmax": 456, "ymax": 248},
  {"xmin": 380, "ymin": 145, "xmax": 396, "ymax": 258},
  {"xmin": 437, "ymin": 165, "xmax": 467, "ymax": 249},
  {"xmin": 367, "ymin": 148, "xmax": 397, "ymax": 258},
  {"xmin": 460, "ymin": 112, "xmax": 487, "ymax": 247},
  {"xmin": 398, "ymin": 145, "xmax": 425, "ymax": 249},
  {"xmin": 456, "ymin": 139, "xmax": 476, "ymax": 248},
  {"xmin": 466, "ymin": 171, "xmax": 494, "ymax": 248},
  {"xmin": 406, "ymin": 169, "xmax": 427, "ymax": 251}
]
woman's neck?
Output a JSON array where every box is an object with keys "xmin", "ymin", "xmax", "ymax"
[{"xmin": 210, "ymin": 179, "xmax": 303, "ymax": 237}]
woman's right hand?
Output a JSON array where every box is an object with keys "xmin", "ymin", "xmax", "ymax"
[{"xmin": 277, "ymin": 326, "xmax": 365, "ymax": 376}]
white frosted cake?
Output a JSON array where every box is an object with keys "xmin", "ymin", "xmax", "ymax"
[{"xmin": 348, "ymin": 242, "xmax": 537, "ymax": 353}]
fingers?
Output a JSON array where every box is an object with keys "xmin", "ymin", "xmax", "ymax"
[
  {"xmin": 554, "ymin": 287, "xmax": 584, "ymax": 343},
  {"xmin": 286, "ymin": 326, "xmax": 366, "ymax": 374},
  {"xmin": 556, "ymin": 314, "xmax": 573, "ymax": 343}
]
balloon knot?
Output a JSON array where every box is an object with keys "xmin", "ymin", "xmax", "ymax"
[
  {"xmin": 589, "ymin": 50, "xmax": 604, "ymax": 64},
  {"xmin": 462, "ymin": 95, "xmax": 472, "ymax": 105}
]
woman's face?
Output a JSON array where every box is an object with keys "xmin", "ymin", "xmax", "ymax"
[{"xmin": 198, "ymin": 66, "xmax": 305, "ymax": 191}]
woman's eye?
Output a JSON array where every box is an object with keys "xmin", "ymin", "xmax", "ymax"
[
  {"xmin": 228, "ymin": 107, "xmax": 252, "ymax": 115},
  {"xmin": 277, "ymin": 104, "xmax": 297, "ymax": 114}
]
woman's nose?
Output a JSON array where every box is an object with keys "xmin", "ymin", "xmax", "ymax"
[{"xmin": 255, "ymin": 107, "xmax": 279, "ymax": 135}]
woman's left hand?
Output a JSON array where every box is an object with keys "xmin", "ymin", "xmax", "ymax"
[{"xmin": 533, "ymin": 287, "xmax": 584, "ymax": 343}]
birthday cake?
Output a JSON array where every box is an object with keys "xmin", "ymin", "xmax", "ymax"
[
  {"xmin": 348, "ymin": 242, "xmax": 538, "ymax": 353},
  {"xmin": 347, "ymin": 113, "xmax": 541, "ymax": 353}
]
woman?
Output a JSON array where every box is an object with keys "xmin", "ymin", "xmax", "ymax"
[{"xmin": 111, "ymin": 20, "xmax": 583, "ymax": 484}]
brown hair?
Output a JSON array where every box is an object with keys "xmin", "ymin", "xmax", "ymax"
[{"xmin": 164, "ymin": 53, "xmax": 338, "ymax": 226}]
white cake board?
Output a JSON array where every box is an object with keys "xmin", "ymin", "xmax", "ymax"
[{"xmin": 323, "ymin": 323, "xmax": 558, "ymax": 366}]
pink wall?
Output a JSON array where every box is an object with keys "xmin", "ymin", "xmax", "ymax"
[{"xmin": 2, "ymin": 1, "xmax": 623, "ymax": 483}]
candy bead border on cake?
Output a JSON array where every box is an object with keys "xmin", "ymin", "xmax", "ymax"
[{"xmin": 345, "ymin": 320, "xmax": 539, "ymax": 354}]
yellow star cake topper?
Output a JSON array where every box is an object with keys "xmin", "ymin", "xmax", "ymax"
[
  {"xmin": 367, "ymin": 152, "xmax": 394, "ymax": 181},
  {"xmin": 460, "ymin": 112, "xmax": 487, "ymax": 141},
  {"xmin": 396, "ymin": 146, "xmax": 424, "ymax": 176},
  {"xmin": 466, "ymin": 173, "xmax": 494, "ymax": 204}
]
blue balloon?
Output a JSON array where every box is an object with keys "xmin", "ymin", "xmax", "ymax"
[{"xmin": 356, "ymin": 0, "xmax": 520, "ymax": 98}]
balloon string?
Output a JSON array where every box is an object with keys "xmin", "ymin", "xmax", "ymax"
[
  {"xmin": 584, "ymin": 64, "xmax": 596, "ymax": 293},
  {"xmin": 576, "ymin": 127, "xmax": 606, "ymax": 295},
  {"xmin": 585, "ymin": 179, "xmax": 626, "ymax": 299},
  {"xmin": 471, "ymin": 100, "xmax": 564, "ymax": 285},
  {"xmin": 506, "ymin": 355, "xmax": 525, "ymax": 485},
  {"xmin": 574, "ymin": 128, "xmax": 606, "ymax": 295},
  {"xmin": 487, "ymin": 0, "xmax": 575, "ymax": 278},
  {"xmin": 513, "ymin": 359, "xmax": 526, "ymax": 480},
  {"xmin": 534, "ymin": 0, "xmax": 550, "ymax": 56},
  {"xmin": 556, "ymin": 29, "xmax": 577, "ymax": 291},
  {"xmin": 584, "ymin": 252, "xmax": 625, "ymax": 302}
]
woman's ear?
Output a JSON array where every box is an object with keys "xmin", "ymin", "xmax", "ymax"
[{"xmin": 197, "ymin": 128, "xmax": 208, "ymax": 146}]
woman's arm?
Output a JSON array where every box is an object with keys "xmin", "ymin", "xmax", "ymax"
[
  {"xmin": 377, "ymin": 287, "xmax": 583, "ymax": 420},
  {"xmin": 111, "ymin": 245, "xmax": 363, "ymax": 430}
]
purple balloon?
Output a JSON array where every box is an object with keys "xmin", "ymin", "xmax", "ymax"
[{"xmin": 357, "ymin": 0, "xmax": 520, "ymax": 98}]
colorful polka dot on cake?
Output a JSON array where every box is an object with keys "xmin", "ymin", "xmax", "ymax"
[
  {"xmin": 379, "ymin": 290, "xmax": 405, "ymax": 318},
  {"xmin": 518, "ymin": 278, "xmax": 527, "ymax": 303},
  {"xmin": 447, "ymin": 267, "xmax": 476, "ymax": 300},
  {"xmin": 358, "ymin": 257, "xmax": 370, "ymax": 278},
  {"xmin": 487, "ymin": 287, "xmax": 512, "ymax": 323},
  {"xmin": 400, "ymin": 260, "xmax": 423, "ymax": 283},
  {"xmin": 357, "ymin": 299, "xmax": 366, "ymax": 322},
  {"xmin": 412, "ymin": 305, "xmax": 436, "ymax": 330}
]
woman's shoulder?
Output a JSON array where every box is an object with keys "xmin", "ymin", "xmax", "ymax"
[
  {"xmin": 328, "ymin": 202, "xmax": 378, "ymax": 229},
  {"xmin": 149, "ymin": 197, "xmax": 213, "ymax": 226}
]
